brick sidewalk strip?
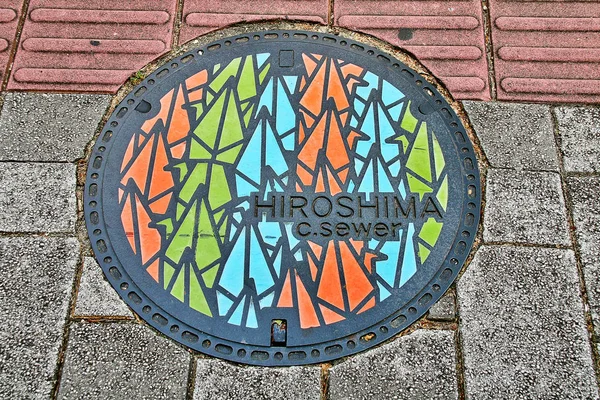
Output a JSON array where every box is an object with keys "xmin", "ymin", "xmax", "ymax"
[
  {"xmin": 0, "ymin": 1, "xmax": 22, "ymax": 83},
  {"xmin": 8, "ymin": 0, "xmax": 177, "ymax": 93},
  {"xmin": 334, "ymin": 0, "xmax": 490, "ymax": 100},
  {"xmin": 490, "ymin": 0, "xmax": 600, "ymax": 103},
  {"xmin": 179, "ymin": 0, "xmax": 328, "ymax": 45}
]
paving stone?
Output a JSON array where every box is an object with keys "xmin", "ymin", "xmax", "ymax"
[
  {"xmin": 458, "ymin": 246, "xmax": 598, "ymax": 400},
  {"xmin": 74, "ymin": 258, "xmax": 132, "ymax": 318},
  {"xmin": 484, "ymin": 169, "xmax": 570, "ymax": 246},
  {"xmin": 489, "ymin": 0, "xmax": 600, "ymax": 103},
  {"xmin": 334, "ymin": 0, "xmax": 490, "ymax": 100},
  {"xmin": 329, "ymin": 330, "xmax": 457, "ymax": 400},
  {"xmin": 0, "ymin": 162, "xmax": 76, "ymax": 233},
  {"xmin": 58, "ymin": 322, "xmax": 189, "ymax": 400},
  {"xmin": 9, "ymin": 0, "xmax": 176, "ymax": 92},
  {"xmin": 555, "ymin": 107, "xmax": 600, "ymax": 173},
  {"xmin": 0, "ymin": 1, "xmax": 23, "ymax": 82},
  {"xmin": 463, "ymin": 101, "xmax": 558, "ymax": 171},
  {"xmin": 0, "ymin": 93, "xmax": 110, "ymax": 162},
  {"xmin": 427, "ymin": 289, "xmax": 456, "ymax": 321},
  {"xmin": 179, "ymin": 0, "xmax": 328, "ymax": 44},
  {"xmin": 567, "ymin": 177, "xmax": 600, "ymax": 334},
  {"xmin": 193, "ymin": 359, "xmax": 321, "ymax": 400},
  {"xmin": 0, "ymin": 237, "xmax": 79, "ymax": 399}
]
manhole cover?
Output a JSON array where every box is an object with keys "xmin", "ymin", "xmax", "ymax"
[{"xmin": 85, "ymin": 30, "xmax": 481, "ymax": 366}]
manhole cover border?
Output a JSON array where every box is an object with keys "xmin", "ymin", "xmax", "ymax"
[{"xmin": 85, "ymin": 30, "xmax": 481, "ymax": 366}]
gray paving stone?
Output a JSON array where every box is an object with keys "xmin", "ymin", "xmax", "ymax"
[
  {"xmin": 0, "ymin": 162, "xmax": 76, "ymax": 233},
  {"xmin": 58, "ymin": 323, "xmax": 189, "ymax": 400},
  {"xmin": 484, "ymin": 168, "xmax": 570, "ymax": 246},
  {"xmin": 567, "ymin": 176, "xmax": 600, "ymax": 334},
  {"xmin": 555, "ymin": 107, "xmax": 600, "ymax": 173},
  {"xmin": 329, "ymin": 330, "xmax": 457, "ymax": 400},
  {"xmin": 0, "ymin": 93, "xmax": 110, "ymax": 162},
  {"xmin": 427, "ymin": 289, "xmax": 456, "ymax": 321},
  {"xmin": 0, "ymin": 237, "xmax": 79, "ymax": 399},
  {"xmin": 458, "ymin": 246, "xmax": 598, "ymax": 400},
  {"xmin": 193, "ymin": 359, "xmax": 321, "ymax": 400},
  {"xmin": 463, "ymin": 101, "xmax": 558, "ymax": 171},
  {"xmin": 74, "ymin": 258, "xmax": 132, "ymax": 318}
]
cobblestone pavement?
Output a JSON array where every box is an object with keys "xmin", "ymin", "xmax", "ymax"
[{"xmin": 0, "ymin": 3, "xmax": 599, "ymax": 400}]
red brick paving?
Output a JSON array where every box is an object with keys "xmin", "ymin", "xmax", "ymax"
[
  {"xmin": 490, "ymin": 0, "xmax": 600, "ymax": 103},
  {"xmin": 179, "ymin": 0, "xmax": 328, "ymax": 44},
  {"xmin": 0, "ymin": 1, "xmax": 22, "ymax": 84},
  {"xmin": 334, "ymin": 0, "xmax": 491, "ymax": 101},
  {"xmin": 0, "ymin": 0, "xmax": 598, "ymax": 102},
  {"xmin": 8, "ymin": 0, "xmax": 177, "ymax": 93}
]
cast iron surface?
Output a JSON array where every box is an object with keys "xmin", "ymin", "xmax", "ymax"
[{"xmin": 85, "ymin": 30, "xmax": 481, "ymax": 366}]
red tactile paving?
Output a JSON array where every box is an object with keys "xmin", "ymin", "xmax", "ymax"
[
  {"xmin": 490, "ymin": 0, "xmax": 600, "ymax": 103},
  {"xmin": 179, "ymin": 0, "xmax": 328, "ymax": 45},
  {"xmin": 334, "ymin": 0, "xmax": 490, "ymax": 100},
  {"xmin": 8, "ymin": 0, "xmax": 177, "ymax": 93},
  {"xmin": 0, "ymin": 1, "xmax": 22, "ymax": 83}
]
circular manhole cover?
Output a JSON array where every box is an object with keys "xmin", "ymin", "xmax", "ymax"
[{"xmin": 85, "ymin": 30, "xmax": 481, "ymax": 366}]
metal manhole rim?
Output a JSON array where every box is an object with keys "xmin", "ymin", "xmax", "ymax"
[{"xmin": 84, "ymin": 29, "xmax": 481, "ymax": 366}]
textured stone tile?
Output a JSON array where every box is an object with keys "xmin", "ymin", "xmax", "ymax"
[
  {"xmin": 329, "ymin": 330, "xmax": 457, "ymax": 400},
  {"xmin": 427, "ymin": 290, "xmax": 456, "ymax": 321},
  {"xmin": 484, "ymin": 169, "xmax": 570, "ymax": 246},
  {"xmin": 0, "ymin": 93, "xmax": 110, "ymax": 162},
  {"xmin": 567, "ymin": 176, "xmax": 600, "ymax": 334},
  {"xmin": 0, "ymin": 237, "xmax": 79, "ymax": 399},
  {"xmin": 58, "ymin": 323, "xmax": 189, "ymax": 400},
  {"xmin": 463, "ymin": 102, "xmax": 558, "ymax": 171},
  {"xmin": 458, "ymin": 246, "xmax": 597, "ymax": 400},
  {"xmin": 555, "ymin": 107, "xmax": 600, "ymax": 173},
  {"xmin": 193, "ymin": 359, "xmax": 321, "ymax": 400},
  {"xmin": 0, "ymin": 162, "xmax": 76, "ymax": 233},
  {"xmin": 74, "ymin": 258, "xmax": 132, "ymax": 318}
]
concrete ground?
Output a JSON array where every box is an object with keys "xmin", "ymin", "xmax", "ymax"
[{"xmin": 0, "ymin": 2, "xmax": 599, "ymax": 400}]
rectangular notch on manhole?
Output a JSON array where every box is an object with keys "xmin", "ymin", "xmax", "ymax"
[{"xmin": 279, "ymin": 50, "xmax": 294, "ymax": 67}]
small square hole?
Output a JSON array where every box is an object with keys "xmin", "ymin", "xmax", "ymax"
[{"xmin": 279, "ymin": 50, "xmax": 294, "ymax": 67}]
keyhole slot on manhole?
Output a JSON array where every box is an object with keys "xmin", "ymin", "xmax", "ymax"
[
  {"xmin": 135, "ymin": 100, "xmax": 152, "ymax": 113},
  {"xmin": 271, "ymin": 319, "xmax": 287, "ymax": 346}
]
